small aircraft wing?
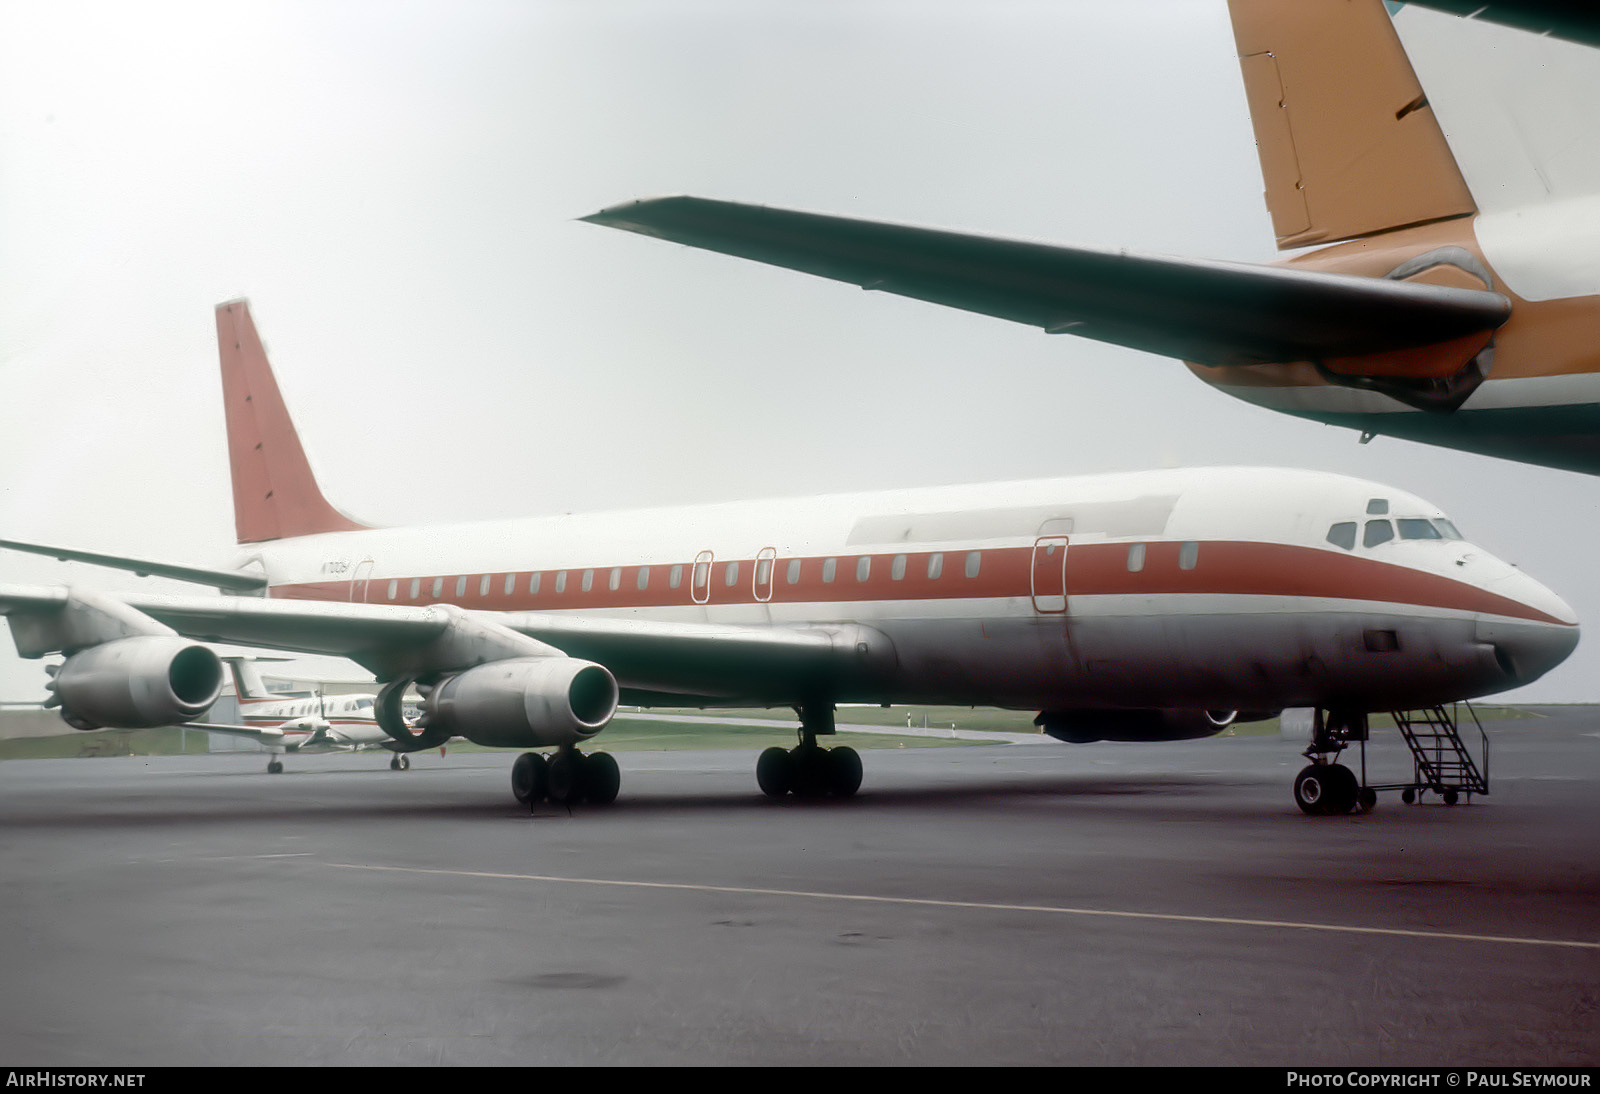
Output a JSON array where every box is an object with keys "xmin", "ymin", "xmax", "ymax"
[
  {"xmin": 184, "ymin": 721, "xmax": 292, "ymax": 744},
  {"xmin": 0, "ymin": 537, "xmax": 268, "ymax": 594},
  {"xmin": 0, "ymin": 584, "xmax": 871, "ymax": 708},
  {"xmin": 582, "ymin": 196, "xmax": 1511, "ymax": 368}
]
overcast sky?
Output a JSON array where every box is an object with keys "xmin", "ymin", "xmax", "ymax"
[{"xmin": 1, "ymin": 0, "xmax": 1596, "ymax": 703}]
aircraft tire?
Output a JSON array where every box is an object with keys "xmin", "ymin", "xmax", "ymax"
[
  {"xmin": 585, "ymin": 752, "xmax": 621, "ymax": 805},
  {"xmin": 1323, "ymin": 763, "xmax": 1358, "ymax": 816},
  {"xmin": 827, "ymin": 746, "xmax": 863, "ymax": 798},
  {"xmin": 547, "ymin": 750, "xmax": 587, "ymax": 805},
  {"xmin": 512, "ymin": 751, "xmax": 548, "ymax": 805},
  {"xmin": 756, "ymin": 746, "xmax": 792, "ymax": 799},
  {"xmin": 1357, "ymin": 787, "xmax": 1378, "ymax": 814},
  {"xmin": 267, "ymin": 760, "xmax": 284, "ymax": 775},
  {"xmin": 1293, "ymin": 765, "xmax": 1331, "ymax": 815},
  {"xmin": 400, "ymin": 754, "xmax": 410, "ymax": 770}
]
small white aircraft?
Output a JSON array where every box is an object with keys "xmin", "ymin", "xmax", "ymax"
[
  {"xmin": 184, "ymin": 657, "xmax": 423, "ymax": 774},
  {"xmin": 0, "ymin": 301, "xmax": 1579, "ymax": 814}
]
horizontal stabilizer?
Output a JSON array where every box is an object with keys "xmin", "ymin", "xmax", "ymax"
[
  {"xmin": 582, "ymin": 197, "xmax": 1510, "ymax": 368},
  {"xmin": 0, "ymin": 537, "xmax": 268, "ymax": 594},
  {"xmin": 1400, "ymin": 1, "xmax": 1600, "ymax": 50}
]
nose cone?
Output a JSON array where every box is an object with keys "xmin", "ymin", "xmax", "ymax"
[{"xmin": 1476, "ymin": 569, "xmax": 1580, "ymax": 688}]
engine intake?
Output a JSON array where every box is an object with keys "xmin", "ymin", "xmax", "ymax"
[
  {"xmin": 420, "ymin": 657, "xmax": 618, "ymax": 749},
  {"xmin": 1035, "ymin": 708, "xmax": 1240, "ymax": 744},
  {"xmin": 51, "ymin": 636, "xmax": 224, "ymax": 731}
]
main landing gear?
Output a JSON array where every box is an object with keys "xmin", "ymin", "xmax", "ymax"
[
  {"xmin": 512, "ymin": 747, "xmax": 621, "ymax": 810},
  {"xmin": 756, "ymin": 702, "xmax": 863, "ymax": 800},
  {"xmin": 388, "ymin": 753, "xmax": 411, "ymax": 771}
]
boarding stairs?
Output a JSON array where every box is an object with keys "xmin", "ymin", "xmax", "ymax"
[{"xmin": 1379, "ymin": 705, "xmax": 1490, "ymax": 804}]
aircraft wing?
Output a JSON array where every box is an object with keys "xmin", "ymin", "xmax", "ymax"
[
  {"xmin": 0, "ymin": 537, "xmax": 268, "ymax": 594},
  {"xmin": 185, "ymin": 721, "xmax": 292, "ymax": 744},
  {"xmin": 581, "ymin": 197, "xmax": 1511, "ymax": 368},
  {"xmin": 0, "ymin": 585, "xmax": 868, "ymax": 707}
]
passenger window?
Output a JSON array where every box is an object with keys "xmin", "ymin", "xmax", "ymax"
[
  {"xmin": 692, "ymin": 560, "xmax": 709, "ymax": 593},
  {"xmin": 670, "ymin": 564, "xmax": 683, "ymax": 589},
  {"xmin": 479, "ymin": 575, "xmax": 491, "ymax": 597},
  {"xmin": 891, "ymin": 554, "xmax": 906, "ymax": 581},
  {"xmin": 928, "ymin": 553, "xmax": 944, "ymax": 580},
  {"xmin": 724, "ymin": 562, "xmax": 739, "ymax": 586},
  {"xmin": 582, "ymin": 569, "xmax": 594, "ymax": 593},
  {"xmin": 1126, "ymin": 543, "xmax": 1145, "ymax": 572},
  {"xmin": 965, "ymin": 551, "xmax": 981, "ymax": 578},
  {"xmin": 431, "ymin": 577, "xmax": 443, "ymax": 597},
  {"xmin": 856, "ymin": 557, "xmax": 871, "ymax": 582},
  {"xmin": 756, "ymin": 558, "xmax": 771, "ymax": 586},
  {"xmin": 1398, "ymin": 519, "xmax": 1442, "ymax": 540},
  {"xmin": 823, "ymin": 558, "xmax": 837, "ymax": 583},
  {"xmin": 503, "ymin": 574, "xmax": 515, "ymax": 596},
  {"xmin": 1326, "ymin": 522, "xmax": 1357, "ymax": 551},
  {"xmin": 786, "ymin": 559, "xmax": 801, "ymax": 585},
  {"xmin": 387, "ymin": 580, "xmax": 397, "ymax": 600},
  {"xmin": 1179, "ymin": 542, "xmax": 1199, "ymax": 570},
  {"xmin": 555, "ymin": 571, "xmax": 567, "ymax": 594},
  {"xmin": 609, "ymin": 567, "xmax": 622, "ymax": 591},
  {"xmin": 529, "ymin": 572, "xmax": 541, "ymax": 596},
  {"xmin": 637, "ymin": 567, "xmax": 650, "ymax": 591},
  {"xmin": 1364, "ymin": 520, "xmax": 1394, "ymax": 548},
  {"xmin": 410, "ymin": 578, "xmax": 420, "ymax": 599}
]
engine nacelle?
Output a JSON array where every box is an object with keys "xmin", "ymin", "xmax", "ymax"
[
  {"xmin": 421, "ymin": 657, "xmax": 619, "ymax": 749},
  {"xmin": 51, "ymin": 636, "xmax": 224, "ymax": 731},
  {"xmin": 1035, "ymin": 708, "xmax": 1242, "ymax": 744}
]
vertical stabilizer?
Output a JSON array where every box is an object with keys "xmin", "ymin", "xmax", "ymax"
[
  {"xmin": 216, "ymin": 301, "xmax": 368, "ymax": 544},
  {"xmin": 1228, "ymin": 0, "xmax": 1477, "ymax": 249}
]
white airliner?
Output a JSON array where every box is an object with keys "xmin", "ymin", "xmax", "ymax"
[
  {"xmin": 184, "ymin": 657, "xmax": 420, "ymax": 774},
  {"xmin": 0, "ymin": 301, "xmax": 1579, "ymax": 814}
]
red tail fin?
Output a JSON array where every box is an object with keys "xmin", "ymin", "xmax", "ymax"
[{"xmin": 216, "ymin": 300, "xmax": 369, "ymax": 544}]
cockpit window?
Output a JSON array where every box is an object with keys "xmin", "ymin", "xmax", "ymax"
[
  {"xmin": 1435, "ymin": 519, "xmax": 1462, "ymax": 540},
  {"xmin": 1326, "ymin": 522, "xmax": 1357, "ymax": 551},
  {"xmin": 1366, "ymin": 499, "xmax": 1389, "ymax": 515},
  {"xmin": 1397, "ymin": 518, "xmax": 1442, "ymax": 541},
  {"xmin": 1364, "ymin": 520, "xmax": 1394, "ymax": 548}
]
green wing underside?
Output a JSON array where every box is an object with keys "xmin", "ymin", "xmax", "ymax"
[{"xmin": 582, "ymin": 197, "xmax": 1509, "ymax": 368}]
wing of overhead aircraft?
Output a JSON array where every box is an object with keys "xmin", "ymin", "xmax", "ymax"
[{"xmin": 581, "ymin": 196, "xmax": 1511, "ymax": 370}]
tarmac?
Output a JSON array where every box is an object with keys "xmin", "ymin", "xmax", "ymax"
[{"xmin": 0, "ymin": 707, "xmax": 1596, "ymax": 1066}]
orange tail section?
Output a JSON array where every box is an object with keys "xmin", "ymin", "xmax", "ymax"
[
  {"xmin": 216, "ymin": 300, "xmax": 369, "ymax": 544},
  {"xmin": 1228, "ymin": 0, "xmax": 1478, "ymax": 250}
]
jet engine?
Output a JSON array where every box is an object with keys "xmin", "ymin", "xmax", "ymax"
[
  {"xmin": 49, "ymin": 636, "xmax": 224, "ymax": 731},
  {"xmin": 418, "ymin": 656, "xmax": 619, "ymax": 749},
  {"xmin": 1035, "ymin": 708, "xmax": 1250, "ymax": 744}
]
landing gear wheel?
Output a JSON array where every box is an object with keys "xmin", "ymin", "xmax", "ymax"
[
  {"xmin": 1356, "ymin": 787, "xmax": 1378, "ymax": 814},
  {"xmin": 267, "ymin": 760, "xmax": 284, "ymax": 775},
  {"xmin": 390, "ymin": 755, "xmax": 401, "ymax": 771},
  {"xmin": 1443, "ymin": 788, "xmax": 1459, "ymax": 806},
  {"xmin": 756, "ymin": 746, "xmax": 792, "ymax": 799},
  {"xmin": 584, "ymin": 752, "xmax": 621, "ymax": 805},
  {"xmin": 400, "ymin": 754, "xmax": 411, "ymax": 770},
  {"xmin": 547, "ymin": 750, "xmax": 587, "ymax": 805},
  {"xmin": 1293, "ymin": 764, "xmax": 1331, "ymax": 815},
  {"xmin": 1323, "ymin": 763, "xmax": 1359, "ymax": 816},
  {"xmin": 1401, "ymin": 788, "xmax": 1417, "ymax": 805},
  {"xmin": 827, "ymin": 746, "xmax": 863, "ymax": 798},
  {"xmin": 512, "ymin": 751, "xmax": 548, "ymax": 805}
]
